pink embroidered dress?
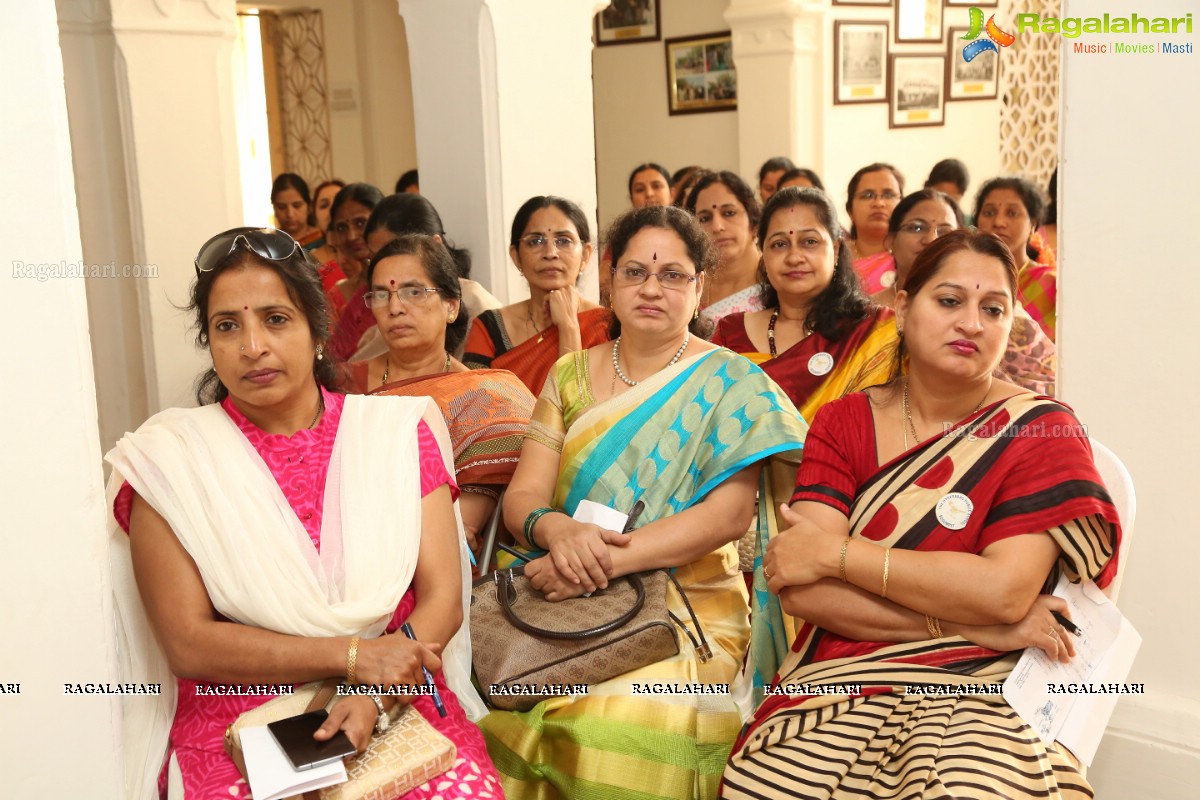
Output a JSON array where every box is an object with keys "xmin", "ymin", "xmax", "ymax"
[{"xmin": 113, "ymin": 388, "xmax": 501, "ymax": 799}]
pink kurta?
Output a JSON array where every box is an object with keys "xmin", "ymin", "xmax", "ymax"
[{"xmin": 114, "ymin": 388, "xmax": 501, "ymax": 799}]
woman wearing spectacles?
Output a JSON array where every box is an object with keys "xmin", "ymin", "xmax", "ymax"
[
  {"xmin": 479, "ymin": 206, "xmax": 807, "ymax": 800},
  {"xmin": 712, "ymin": 187, "xmax": 899, "ymax": 424},
  {"xmin": 844, "ymin": 162, "xmax": 905, "ymax": 294},
  {"xmin": 684, "ymin": 171, "xmax": 766, "ymax": 329},
  {"xmin": 105, "ymin": 227, "xmax": 503, "ymax": 798},
  {"xmin": 347, "ymin": 235, "xmax": 534, "ymax": 562},
  {"xmin": 877, "ymin": 189, "xmax": 1056, "ymax": 395},
  {"xmin": 326, "ymin": 183, "xmax": 385, "ymax": 360},
  {"xmin": 462, "ymin": 195, "xmax": 611, "ymax": 394}
]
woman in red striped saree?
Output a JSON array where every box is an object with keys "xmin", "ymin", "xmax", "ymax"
[{"xmin": 721, "ymin": 230, "xmax": 1121, "ymax": 799}]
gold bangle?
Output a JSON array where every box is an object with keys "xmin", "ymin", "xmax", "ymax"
[
  {"xmin": 839, "ymin": 537, "xmax": 851, "ymax": 583},
  {"xmin": 347, "ymin": 635, "xmax": 360, "ymax": 684},
  {"xmin": 925, "ymin": 615, "xmax": 943, "ymax": 639},
  {"xmin": 880, "ymin": 548, "xmax": 891, "ymax": 599}
]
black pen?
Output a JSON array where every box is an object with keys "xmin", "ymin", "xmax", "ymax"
[
  {"xmin": 622, "ymin": 500, "xmax": 646, "ymax": 534},
  {"xmin": 399, "ymin": 622, "xmax": 447, "ymax": 717},
  {"xmin": 1052, "ymin": 611, "xmax": 1081, "ymax": 637}
]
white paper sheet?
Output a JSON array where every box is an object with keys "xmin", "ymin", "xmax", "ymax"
[
  {"xmin": 240, "ymin": 725, "xmax": 348, "ymax": 800},
  {"xmin": 572, "ymin": 499, "xmax": 631, "ymax": 532},
  {"xmin": 1002, "ymin": 576, "xmax": 1140, "ymax": 760}
]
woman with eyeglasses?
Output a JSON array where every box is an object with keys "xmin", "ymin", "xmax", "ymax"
[
  {"xmin": 721, "ymin": 229, "xmax": 1119, "ymax": 800},
  {"xmin": 462, "ymin": 195, "xmax": 611, "ymax": 394},
  {"xmin": 105, "ymin": 227, "xmax": 503, "ymax": 799},
  {"xmin": 353, "ymin": 193, "xmax": 501, "ymax": 362},
  {"xmin": 877, "ymin": 189, "xmax": 1056, "ymax": 395},
  {"xmin": 327, "ymin": 182, "xmax": 385, "ymax": 360},
  {"xmin": 479, "ymin": 206, "xmax": 807, "ymax": 800},
  {"xmin": 684, "ymin": 171, "xmax": 766, "ymax": 328},
  {"xmin": 844, "ymin": 162, "xmax": 905, "ymax": 294},
  {"xmin": 712, "ymin": 187, "xmax": 898, "ymax": 423},
  {"xmin": 346, "ymin": 235, "xmax": 534, "ymax": 562},
  {"xmin": 973, "ymin": 176, "xmax": 1057, "ymax": 340}
]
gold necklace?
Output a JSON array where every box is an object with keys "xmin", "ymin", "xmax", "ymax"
[
  {"xmin": 902, "ymin": 378, "xmax": 988, "ymax": 448},
  {"xmin": 381, "ymin": 353, "xmax": 452, "ymax": 387}
]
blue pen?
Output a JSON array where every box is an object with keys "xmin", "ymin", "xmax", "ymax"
[{"xmin": 400, "ymin": 622, "xmax": 447, "ymax": 717}]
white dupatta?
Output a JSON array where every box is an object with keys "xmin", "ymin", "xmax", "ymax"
[{"xmin": 105, "ymin": 394, "xmax": 483, "ymax": 799}]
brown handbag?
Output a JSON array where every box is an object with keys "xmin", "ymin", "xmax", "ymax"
[{"xmin": 471, "ymin": 566, "xmax": 711, "ymax": 711}]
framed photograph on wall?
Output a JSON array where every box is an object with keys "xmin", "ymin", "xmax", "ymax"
[
  {"xmin": 946, "ymin": 27, "xmax": 999, "ymax": 100},
  {"xmin": 834, "ymin": 21, "xmax": 888, "ymax": 104},
  {"xmin": 832, "ymin": 0, "xmax": 890, "ymax": 6},
  {"xmin": 888, "ymin": 54, "xmax": 946, "ymax": 128},
  {"xmin": 665, "ymin": 32, "xmax": 737, "ymax": 115},
  {"xmin": 945, "ymin": 0, "xmax": 997, "ymax": 6},
  {"xmin": 895, "ymin": 0, "xmax": 944, "ymax": 43},
  {"xmin": 596, "ymin": 0, "xmax": 661, "ymax": 47}
]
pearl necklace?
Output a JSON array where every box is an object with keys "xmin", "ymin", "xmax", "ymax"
[
  {"xmin": 612, "ymin": 334, "xmax": 690, "ymax": 387},
  {"xmin": 902, "ymin": 377, "xmax": 988, "ymax": 449},
  {"xmin": 382, "ymin": 353, "xmax": 452, "ymax": 387}
]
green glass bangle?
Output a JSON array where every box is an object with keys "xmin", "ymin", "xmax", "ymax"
[{"xmin": 523, "ymin": 506, "xmax": 556, "ymax": 549}]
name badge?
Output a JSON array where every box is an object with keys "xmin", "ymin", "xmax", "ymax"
[
  {"xmin": 808, "ymin": 352, "xmax": 834, "ymax": 376},
  {"xmin": 936, "ymin": 492, "xmax": 973, "ymax": 531}
]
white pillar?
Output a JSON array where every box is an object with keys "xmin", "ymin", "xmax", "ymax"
[
  {"xmin": 58, "ymin": 0, "xmax": 242, "ymax": 428},
  {"xmin": 396, "ymin": 0, "xmax": 607, "ymax": 303},
  {"xmin": 1, "ymin": 3, "xmax": 120, "ymax": 795},
  {"xmin": 725, "ymin": 0, "xmax": 826, "ymax": 183}
]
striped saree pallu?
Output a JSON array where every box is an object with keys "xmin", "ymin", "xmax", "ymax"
[
  {"xmin": 723, "ymin": 395, "xmax": 1121, "ymax": 799},
  {"xmin": 481, "ymin": 350, "xmax": 806, "ymax": 800}
]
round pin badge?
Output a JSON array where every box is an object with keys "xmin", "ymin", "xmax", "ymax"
[
  {"xmin": 880, "ymin": 270, "xmax": 896, "ymax": 288},
  {"xmin": 808, "ymin": 352, "xmax": 834, "ymax": 376},
  {"xmin": 936, "ymin": 492, "xmax": 973, "ymax": 531}
]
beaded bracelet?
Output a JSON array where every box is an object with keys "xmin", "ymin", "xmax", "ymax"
[{"xmin": 523, "ymin": 506, "xmax": 557, "ymax": 549}]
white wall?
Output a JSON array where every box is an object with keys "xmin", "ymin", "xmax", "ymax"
[
  {"xmin": 243, "ymin": 0, "xmax": 417, "ymax": 200},
  {"xmin": 593, "ymin": 1, "xmax": 1001, "ymax": 232},
  {"xmin": 0, "ymin": 2, "xmax": 120, "ymax": 795},
  {"xmin": 594, "ymin": 0, "xmax": 739, "ymax": 232},
  {"xmin": 1058, "ymin": 1, "xmax": 1200, "ymax": 796},
  {"xmin": 819, "ymin": 4, "xmax": 1001, "ymax": 225}
]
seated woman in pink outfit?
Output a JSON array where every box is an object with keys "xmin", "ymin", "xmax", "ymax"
[
  {"xmin": 844, "ymin": 162, "xmax": 904, "ymax": 294},
  {"xmin": 106, "ymin": 227, "xmax": 501, "ymax": 799}
]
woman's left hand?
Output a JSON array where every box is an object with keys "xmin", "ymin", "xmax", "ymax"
[
  {"xmin": 525, "ymin": 555, "xmax": 589, "ymax": 601},
  {"xmin": 763, "ymin": 503, "xmax": 841, "ymax": 593},
  {"xmin": 315, "ymin": 695, "xmax": 377, "ymax": 753}
]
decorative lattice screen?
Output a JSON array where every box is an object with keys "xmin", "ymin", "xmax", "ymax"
[
  {"xmin": 271, "ymin": 9, "xmax": 334, "ymax": 183},
  {"xmin": 998, "ymin": 0, "xmax": 1059, "ymax": 187}
]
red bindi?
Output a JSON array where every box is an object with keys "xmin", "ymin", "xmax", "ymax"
[
  {"xmin": 653, "ymin": 252, "xmax": 657, "ymax": 261},
  {"xmin": 390, "ymin": 279, "xmax": 396, "ymax": 286},
  {"xmin": 243, "ymin": 306, "xmax": 248, "ymax": 310}
]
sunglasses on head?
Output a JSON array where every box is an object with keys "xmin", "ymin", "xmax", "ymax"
[{"xmin": 194, "ymin": 227, "xmax": 302, "ymax": 275}]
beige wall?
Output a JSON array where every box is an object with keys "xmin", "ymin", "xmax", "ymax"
[
  {"xmin": 593, "ymin": 1, "xmax": 1002, "ymax": 233},
  {"xmin": 245, "ymin": 0, "xmax": 417, "ymax": 203},
  {"xmin": 594, "ymin": 0, "xmax": 739, "ymax": 232},
  {"xmin": 1058, "ymin": 0, "xmax": 1200, "ymax": 795}
]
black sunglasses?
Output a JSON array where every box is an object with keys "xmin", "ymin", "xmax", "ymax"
[{"xmin": 194, "ymin": 227, "xmax": 302, "ymax": 275}]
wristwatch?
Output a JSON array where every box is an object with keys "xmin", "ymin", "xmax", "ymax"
[{"xmin": 369, "ymin": 693, "xmax": 402, "ymax": 734}]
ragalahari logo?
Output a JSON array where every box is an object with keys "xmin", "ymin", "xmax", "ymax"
[{"xmin": 961, "ymin": 7, "xmax": 1016, "ymax": 62}]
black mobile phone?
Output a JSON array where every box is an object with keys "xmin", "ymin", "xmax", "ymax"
[{"xmin": 267, "ymin": 710, "xmax": 356, "ymax": 771}]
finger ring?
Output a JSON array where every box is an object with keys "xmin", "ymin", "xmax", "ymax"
[
  {"xmin": 764, "ymin": 566, "xmax": 773, "ymax": 580},
  {"xmin": 1048, "ymin": 627, "xmax": 1058, "ymax": 638}
]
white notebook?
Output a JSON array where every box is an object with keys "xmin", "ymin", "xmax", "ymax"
[{"xmin": 240, "ymin": 725, "xmax": 348, "ymax": 800}]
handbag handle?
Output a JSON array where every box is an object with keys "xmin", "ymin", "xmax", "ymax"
[{"xmin": 496, "ymin": 570, "xmax": 646, "ymax": 640}]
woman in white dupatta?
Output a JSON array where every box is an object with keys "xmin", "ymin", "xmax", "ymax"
[{"xmin": 106, "ymin": 227, "xmax": 498, "ymax": 799}]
